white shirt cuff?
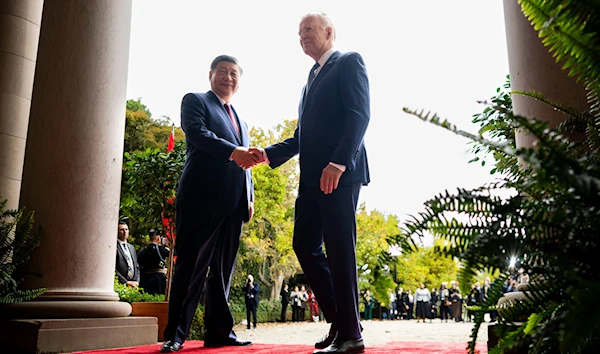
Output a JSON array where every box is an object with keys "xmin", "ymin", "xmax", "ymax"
[{"xmin": 329, "ymin": 162, "xmax": 346, "ymax": 172}]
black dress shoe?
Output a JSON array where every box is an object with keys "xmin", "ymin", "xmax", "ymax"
[
  {"xmin": 315, "ymin": 326, "xmax": 337, "ymax": 349},
  {"xmin": 313, "ymin": 338, "xmax": 364, "ymax": 354},
  {"xmin": 315, "ymin": 323, "xmax": 363, "ymax": 349},
  {"xmin": 160, "ymin": 340, "xmax": 183, "ymax": 353},
  {"xmin": 204, "ymin": 338, "xmax": 252, "ymax": 348}
]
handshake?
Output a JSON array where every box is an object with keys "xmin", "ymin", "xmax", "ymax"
[{"xmin": 232, "ymin": 147, "xmax": 268, "ymax": 170}]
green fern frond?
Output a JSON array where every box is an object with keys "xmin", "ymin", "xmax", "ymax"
[
  {"xmin": 0, "ymin": 197, "xmax": 45, "ymax": 303},
  {"xmin": 0, "ymin": 288, "xmax": 46, "ymax": 304},
  {"xmin": 513, "ymin": 90, "xmax": 587, "ymax": 123}
]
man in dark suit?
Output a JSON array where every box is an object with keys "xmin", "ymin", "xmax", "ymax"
[
  {"xmin": 160, "ymin": 55, "xmax": 259, "ymax": 353},
  {"xmin": 254, "ymin": 12, "xmax": 370, "ymax": 354},
  {"xmin": 243, "ymin": 274, "xmax": 260, "ymax": 330},
  {"xmin": 116, "ymin": 221, "xmax": 140, "ymax": 287},
  {"xmin": 280, "ymin": 283, "xmax": 290, "ymax": 322},
  {"xmin": 138, "ymin": 229, "xmax": 170, "ymax": 295}
]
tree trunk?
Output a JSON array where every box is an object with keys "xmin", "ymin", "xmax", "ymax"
[{"xmin": 270, "ymin": 272, "xmax": 285, "ymax": 302}]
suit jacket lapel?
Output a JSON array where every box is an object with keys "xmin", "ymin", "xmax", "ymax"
[
  {"xmin": 208, "ymin": 91, "xmax": 242, "ymax": 145},
  {"xmin": 303, "ymin": 51, "xmax": 340, "ymax": 108}
]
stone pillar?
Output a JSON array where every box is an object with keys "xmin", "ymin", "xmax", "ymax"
[
  {"xmin": 0, "ymin": 1, "xmax": 157, "ymax": 352},
  {"xmin": 503, "ymin": 0, "xmax": 589, "ymax": 149},
  {"xmin": 0, "ymin": 1, "xmax": 44, "ymax": 211},
  {"xmin": 16, "ymin": 0, "xmax": 134, "ymax": 313}
]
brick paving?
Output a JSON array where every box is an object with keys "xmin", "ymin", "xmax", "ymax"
[{"xmin": 233, "ymin": 319, "xmax": 489, "ymax": 346}]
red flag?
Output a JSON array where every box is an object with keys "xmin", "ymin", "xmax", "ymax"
[{"xmin": 167, "ymin": 124, "xmax": 175, "ymax": 152}]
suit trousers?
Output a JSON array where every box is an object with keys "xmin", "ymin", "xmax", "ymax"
[
  {"xmin": 280, "ymin": 301, "xmax": 288, "ymax": 322},
  {"xmin": 245, "ymin": 301, "xmax": 257, "ymax": 328},
  {"xmin": 164, "ymin": 196, "xmax": 246, "ymax": 344},
  {"xmin": 292, "ymin": 183, "xmax": 362, "ymax": 340}
]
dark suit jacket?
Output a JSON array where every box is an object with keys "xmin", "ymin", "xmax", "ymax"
[
  {"xmin": 243, "ymin": 281, "xmax": 260, "ymax": 306},
  {"xmin": 138, "ymin": 243, "xmax": 170, "ymax": 272},
  {"xmin": 265, "ymin": 51, "xmax": 370, "ymax": 187},
  {"xmin": 280, "ymin": 286, "xmax": 290, "ymax": 304},
  {"xmin": 115, "ymin": 241, "xmax": 140, "ymax": 283},
  {"xmin": 177, "ymin": 91, "xmax": 253, "ymax": 219}
]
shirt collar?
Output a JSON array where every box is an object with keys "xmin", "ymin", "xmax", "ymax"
[
  {"xmin": 316, "ymin": 47, "xmax": 337, "ymax": 69},
  {"xmin": 211, "ymin": 91, "xmax": 228, "ymax": 106}
]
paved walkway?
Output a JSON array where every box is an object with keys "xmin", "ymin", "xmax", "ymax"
[{"xmin": 234, "ymin": 319, "xmax": 489, "ymax": 346}]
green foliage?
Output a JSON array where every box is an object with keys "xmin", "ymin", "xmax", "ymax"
[
  {"xmin": 470, "ymin": 76, "xmax": 519, "ymax": 177},
  {"xmin": 230, "ymin": 299, "xmax": 284, "ymax": 324},
  {"xmin": 390, "ymin": 2, "xmax": 600, "ymax": 353},
  {"xmin": 0, "ymin": 198, "xmax": 45, "ymax": 303},
  {"xmin": 187, "ymin": 305, "xmax": 206, "ymax": 340},
  {"xmin": 114, "ymin": 277, "xmax": 165, "ymax": 303},
  {"xmin": 356, "ymin": 206, "xmax": 405, "ymax": 304},
  {"xmin": 120, "ymin": 141, "xmax": 186, "ymax": 249},
  {"xmin": 394, "ymin": 239, "xmax": 459, "ymax": 294},
  {"xmin": 398, "ymin": 103, "xmax": 600, "ymax": 352},
  {"xmin": 124, "ymin": 99, "xmax": 185, "ymax": 154}
]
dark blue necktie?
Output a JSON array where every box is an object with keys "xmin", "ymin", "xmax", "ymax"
[{"xmin": 307, "ymin": 62, "xmax": 321, "ymax": 91}]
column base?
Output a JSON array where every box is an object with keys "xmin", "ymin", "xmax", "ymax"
[
  {"xmin": 0, "ymin": 300, "xmax": 131, "ymax": 319},
  {"xmin": 0, "ymin": 317, "xmax": 158, "ymax": 353}
]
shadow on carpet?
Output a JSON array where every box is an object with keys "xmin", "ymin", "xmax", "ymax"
[{"xmin": 75, "ymin": 341, "xmax": 488, "ymax": 354}]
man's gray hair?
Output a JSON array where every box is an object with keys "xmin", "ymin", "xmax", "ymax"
[{"xmin": 301, "ymin": 12, "xmax": 336, "ymax": 41}]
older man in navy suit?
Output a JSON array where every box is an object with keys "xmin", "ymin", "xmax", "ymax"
[
  {"xmin": 160, "ymin": 55, "xmax": 260, "ymax": 353},
  {"xmin": 254, "ymin": 12, "xmax": 370, "ymax": 354}
]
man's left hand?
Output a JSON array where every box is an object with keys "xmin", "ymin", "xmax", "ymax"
[{"xmin": 320, "ymin": 164, "xmax": 344, "ymax": 194}]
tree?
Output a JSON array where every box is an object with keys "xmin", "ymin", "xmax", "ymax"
[
  {"xmin": 124, "ymin": 98, "xmax": 184, "ymax": 154},
  {"xmin": 355, "ymin": 206, "xmax": 400, "ymax": 306}
]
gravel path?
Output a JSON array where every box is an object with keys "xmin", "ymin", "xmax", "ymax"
[{"xmin": 233, "ymin": 319, "xmax": 489, "ymax": 346}]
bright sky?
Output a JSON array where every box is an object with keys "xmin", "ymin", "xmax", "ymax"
[{"xmin": 126, "ymin": 0, "xmax": 509, "ymax": 222}]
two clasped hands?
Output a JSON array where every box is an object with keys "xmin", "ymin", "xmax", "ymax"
[
  {"xmin": 231, "ymin": 146, "xmax": 267, "ymax": 170},
  {"xmin": 231, "ymin": 147, "xmax": 344, "ymax": 195}
]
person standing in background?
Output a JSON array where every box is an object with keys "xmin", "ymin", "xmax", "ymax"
[
  {"xmin": 137, "ymin": 229, "xmax": 169, "ymax": 295},
  {"xmin": 115, "ymin": 221, "xmax": 140, "ymax": 288},
  {"xmin": 280, "ymin": 283, "xmax": 290, "ymax": 322},
  {"xmin": 243, "ymin": 275, "xmax": 260, "ymax": 330},
  {"xmin": 414, "ymin": 284, "xmax": 431, "ymax": 323},
  {"xmin": 363, "ymin": 290, "xmax": 374, "ymax": 321}
]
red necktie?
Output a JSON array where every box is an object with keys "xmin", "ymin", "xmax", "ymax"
[{"xmin": 224, "ymin": 103, "xmax": 240, "ymax": 137}]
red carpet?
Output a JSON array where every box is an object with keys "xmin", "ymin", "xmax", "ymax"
[{"xmin": 75, "ymin": 341, "xmax": 487, "ymax": 354}]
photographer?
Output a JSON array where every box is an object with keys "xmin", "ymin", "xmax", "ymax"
[{"xmin": 243, "ymin": 274, "xmax": 260, "ymax": 330}]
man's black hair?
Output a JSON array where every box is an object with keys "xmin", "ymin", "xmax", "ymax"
[{"xmin": 210, "ymin": 55, "xmax": 243, "ymax": 75}]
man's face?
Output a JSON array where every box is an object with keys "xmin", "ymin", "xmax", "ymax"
[
  {"xmin": 209, "ymin": 61, "xmax": 240, "ymax": 100},
  {"xmin": 298, "ymin": 16, "xmax": 333, "ymax": 61},
  {"xmin": 118, "ymin": 224, "xmax": 129, "ymax": 241}
]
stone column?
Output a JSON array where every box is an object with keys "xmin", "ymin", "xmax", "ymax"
[
  {"xmin": 0, "ymin": 1, "xmax": 44, "ymax": 211},
  {"xmin": 0, "ymin": 1, "xmax": 157, "ymax": 352},
  {"xmin": 503, "ymin": 0, "xmax": 589, "ymax": 149},
  {"xmin": 16, "ymin": 0, "xmax": 134, "ymax": 314}
]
